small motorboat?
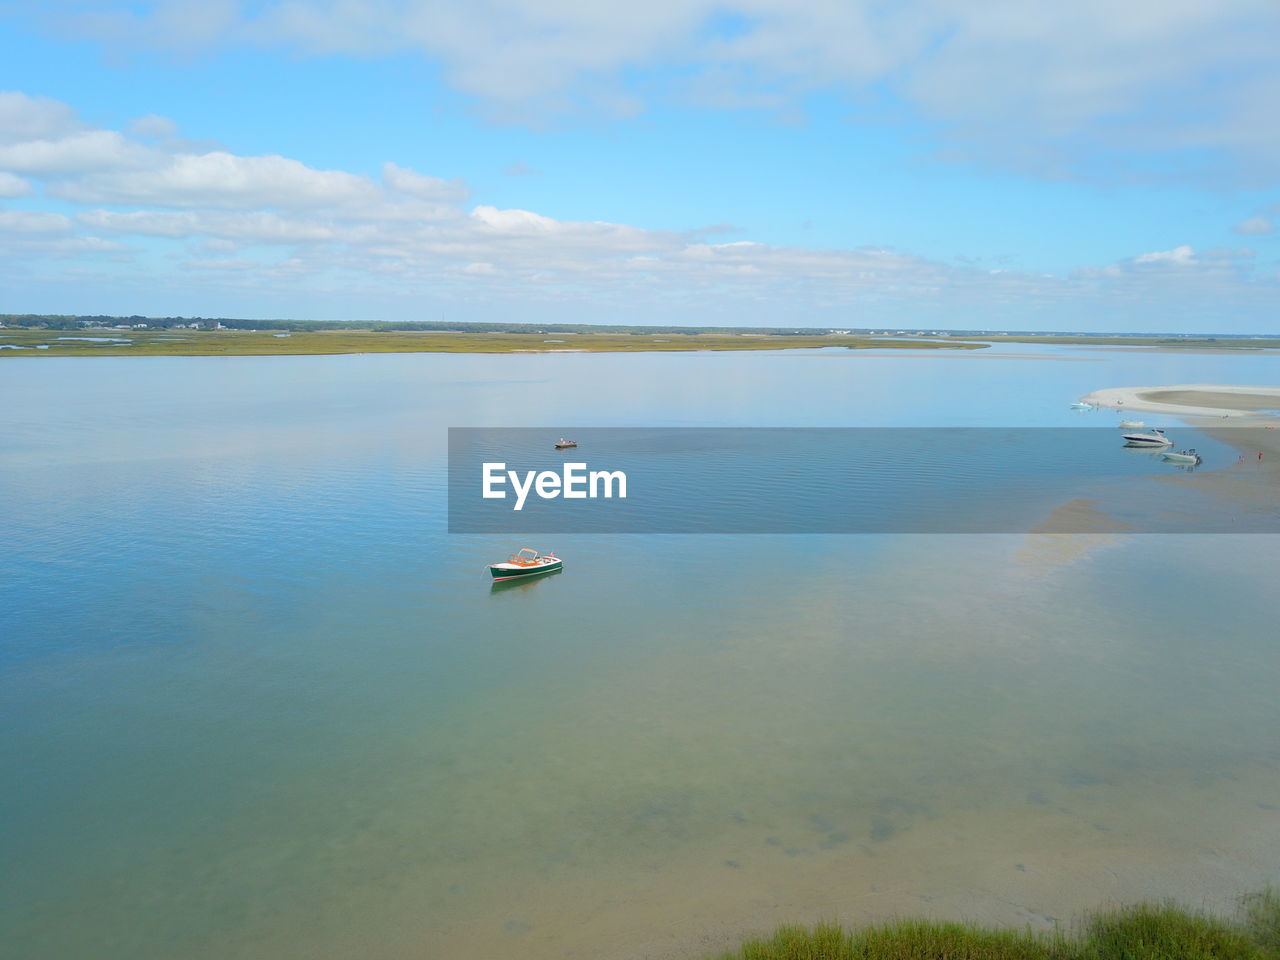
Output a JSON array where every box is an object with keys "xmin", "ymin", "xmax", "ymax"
[
  {"xmin": 1123, "ymin": 428, "xmax": 1173, "ymax": 447},
  {"xmin": 489, "ymin": 548, "xmax": 563, "ymax": 581},
  {"xmin": 1161, "ymin": 449, "xmax": 1202, "ymax": 465},
  {"xmin": 1070, "ymin": 402, "xmax": 1093, "ymax": 410},
  {"xmin": 1118, "ymin": 420, "xmax": 1145, "ymax": 429},
  {"xmin": 554, "ymin": 438, "xmax": 578, "ymax": 449}
]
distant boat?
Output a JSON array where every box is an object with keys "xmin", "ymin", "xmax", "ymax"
[
  {"xmin": 489, "ymin": 548, "xmax": 563, "ymax": 581},
  {"xmin": 1118, "ymin": 420, "xmax": 1145, "ymax": 429},
  {"xmin": 1123, "ymin": 429, "xmax": 1173, "ymax": 447},
  {"xmin": 1070, "ymin": 402, "xmax": 1092, "ymax": 410},
  {"xmin": 1161, "ymin": 449, "xmax": 1202, "ymax": 465},
  {"xmin": 554, "ymin": 438, "xmax": 578, "ymax": 448}
]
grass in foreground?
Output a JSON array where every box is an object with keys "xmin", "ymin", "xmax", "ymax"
[{"xmin": 712, "ymin": 892, "xmax": 1280, "ymax": 960}]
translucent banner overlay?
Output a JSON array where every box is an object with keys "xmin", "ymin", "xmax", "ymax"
[{"xmin": 448, "ymin": 428, "xmax": 1280, "ymax": 533}]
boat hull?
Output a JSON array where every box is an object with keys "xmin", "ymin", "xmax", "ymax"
[
  {"xmin": 489, "ymin": 559, "xmax": 563, "ymax": 581},
  {"xmin": 1123, "ymin": 434, "xmax": 1172, "ymax": 446}
]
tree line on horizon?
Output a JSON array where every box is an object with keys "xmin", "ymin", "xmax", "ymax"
[{"xmin": 1, "ymin": 314, "xmax": 849, "ymax": 336}]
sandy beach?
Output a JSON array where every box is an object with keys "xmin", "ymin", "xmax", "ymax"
[
  {"xmin": 1080, "ymin": 383, "xmax": 1280, "ymax": 419},
  {"xmin": 1073, "ymin": 384, "xmax": 1280, "ymax": 518},
  {"xmin": 1080, "ymin": 384, "xmax": 1280, "ymax": 457}
]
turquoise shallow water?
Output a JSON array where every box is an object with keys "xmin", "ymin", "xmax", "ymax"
[{"xmin": 3, "ymin": 345, "xmax": 1280, "ymax": 960}]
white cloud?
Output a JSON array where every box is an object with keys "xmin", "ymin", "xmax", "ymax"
[
  {"xmin": 471, "ymin": 205, "xmax": 559, "ymax": 234},
  {"xmin": 382, "ymin": 162, "xmax": 469, "ymax": 203},
  {"xmin": 1072, "ymin": 244, "xmax": 1268, "ymax": 318},
  {"xmin": 466, "ymin": 205, "xmax": 672, "ymax": 256},
  {"xmin": 182, "ymin": 257, "xmax": 259, "ymax": 271},
  {"xmin": 0, "ymin": 209, "xmax": 73, "ymax": 234},
  {"xmin": 128, "ymin": 113, "xmax": 180, "ymax": 139},
  {"xmin": 49, "ymin": 236, "xmax": 130, "ymax": 254},
  {"xmin": 25, "ymin": 1, "xmax": 1280, "ymax": 182},
  {"xmin": 1234, "ymin": 215, "xmax": 1274, "ymax": 235},
  {"xmin": 0, "ymin": 130, "xmax": 151, "ymax": 174},
  {"xmin": 0, "ymin": 232, "xmax": 129, "ymax": 262},
  {"xmin": 76, "ymin": 209, "xmax": 204, "ymax": 237},
  {"xmin": 3, "ymin": 89, "xmax": 1276, "ymax": 330},
  {"xmin": 1134, "ymin": 244, "xmax": 1196, "ymax": 265},
  {"xmin": 78, "ymin": 208, "xmax": 345, "ymax": 242},
  {"xmin": 58, "ymin": 0, "xmax": 241, "ymax": 51},
  {"xmin": 53, "ymin": 151, "xmax": 382, "ymax": 208},
  {"xmin": 0, "ymin": 171, "xmax": 33, "ymax": 196},
  {"xmin": 0, "ymin": 90, "xmax": 83, "ymax": 144}
]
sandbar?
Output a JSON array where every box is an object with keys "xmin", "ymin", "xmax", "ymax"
[
  {"xmin": 1080, "ymin": 383, "xmax": 1280, "ymax": 418},
  {"xmin": 1075, "ymin": 384, "xmax": 1280, "ymax": 512}
]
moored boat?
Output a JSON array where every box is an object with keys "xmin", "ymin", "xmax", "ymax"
[
  {"xmin": 489, "ymin": 548, "xmax": 563, "ymax": 581},
  {"xmin": 1161, "ymin": 449, "xmax": 1201, "ymax": 464},
  {"xmin": 1123, "ymin": 428, "xmax": 1173, "ymax": 447},
  {"xmin": 554, "ymin": 438, "xmax": 578, "ymax": 449},
  {"xmin": 1118, "ymin": 420, "xmax": 1145, "ymax": 429},
  {"xmin": 1070, "ymin": 402, "xmax": 1093, "ymax": 410}
]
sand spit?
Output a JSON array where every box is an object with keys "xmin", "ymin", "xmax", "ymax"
[
  {"xmin": 1075, "ymin": 383, "xmax": 1280, "ymax": 516},
  {"xmin": 1080, "ymin": 384, "xmax": 1280, "ymax": 418}
]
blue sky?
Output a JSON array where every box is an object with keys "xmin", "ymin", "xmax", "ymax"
[{"xmin": 1, "ymin": 1, "xmax": 1278, "ymax": 331}]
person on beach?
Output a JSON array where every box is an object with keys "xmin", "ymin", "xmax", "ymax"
[{"xmin": 1259, "ymin": 451, "xmax": 1264, "ymax": 461}]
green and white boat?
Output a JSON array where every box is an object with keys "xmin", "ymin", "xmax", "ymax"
[{"xmin": 489, "ymin": 548, "xmax": 563, "ymax": 581}]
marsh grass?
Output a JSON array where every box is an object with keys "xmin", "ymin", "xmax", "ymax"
[
  {"xmin": 713, "ymin": 893, "xmax": 1280, "ymax": 960},
  {"xmin": 0, "ymin": 328, "xmax": 984, "ymax": 357},
  {"xmin": 7, "ymin": 326, "xmax": 1280, "ymax": 358},
  {"xmin": 722, "ymin": 921, "xmax": 1056, "ymax": 960},
  {"xmin": 1243, "ymin": 890, "xmax": 1280, "ymax": 955}
]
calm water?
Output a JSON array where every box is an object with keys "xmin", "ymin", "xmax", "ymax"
[
  {"xmin": 447, "ymin": 427, "xmax": 1255, "ymax": 533},
  {"xmin": 3, "ymin": 345, "xmax": 1280, "ymax": 960}
]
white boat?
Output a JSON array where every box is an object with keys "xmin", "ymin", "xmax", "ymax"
[
  {"xmin": 1118, "ymin": 420, "xmax": 1145, "ymax": 429},
  {"xmin": 1070, "ymin": 402, "xmax": 1092, "ymax": 410},
  {"xmin": 1161, "ymin": 449, "xmax": 1201, "ymax": 464},
  {"xmin": 1123, "ymin": 428, "xmax": 1173, "ymax": 447}
]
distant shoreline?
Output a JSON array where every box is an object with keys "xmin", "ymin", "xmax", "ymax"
[
  {"xmin": 0, "ymin": 328, "xmax": 988, "ymax": 357},
  {"xmin": 6, "ymin": 326, "xmax": 1280, "ymax": 358}
]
